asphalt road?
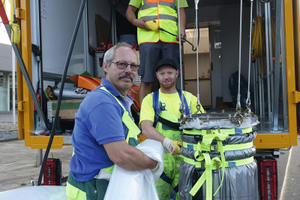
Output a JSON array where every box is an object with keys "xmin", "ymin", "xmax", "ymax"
[{"xmin": 277, "ymin": 135, "xmax": 300, "ymax": 200}]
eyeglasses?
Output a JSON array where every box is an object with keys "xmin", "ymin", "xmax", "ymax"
[{"xmin": 110, "ymin": 61, "xmax": 139, "ymax": 72}]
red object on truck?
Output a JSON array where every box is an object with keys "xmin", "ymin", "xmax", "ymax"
[{"xmin": 43, "ymin": 158, "xmax": 61, "ymax": 185}]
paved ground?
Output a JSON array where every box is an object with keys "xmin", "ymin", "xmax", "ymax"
[
  {"xmin": 0, "ymin": 111, "xmax": 72, "ymax": 192},
  {"xmin": 0, "ymin": 139, "xmax": 73, "ymax": 192}
]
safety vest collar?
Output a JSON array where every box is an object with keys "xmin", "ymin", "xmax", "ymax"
[{"xmin": 140, "ymin": 0, "xmax": 176, "ymax": 10}]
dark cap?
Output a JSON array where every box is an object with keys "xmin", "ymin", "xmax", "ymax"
[{"xmin": 155, "ymin": 58, "xmax": 177, "ymax": 72}]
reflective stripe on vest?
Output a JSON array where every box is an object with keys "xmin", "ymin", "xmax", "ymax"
[
  {"xmin": 100, "ymin": 87, "xmax": 140, "ymax": 173},
  {"xmin": 137, "ymin": 0, "xmax": 178, "ymax": 44}
]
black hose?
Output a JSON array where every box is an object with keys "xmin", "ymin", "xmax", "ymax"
[
  {"xmin": 37, "ymin": 0, "xmax": 87, "ymax": 186},
  {"xmin": 158, "ymin": 28, "xmax": 197, "ymax": 51}
]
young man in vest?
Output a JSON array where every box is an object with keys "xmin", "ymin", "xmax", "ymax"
[
  {"xmin": 66, "ymin": 43, "xmax": 158, "ymax": 200},
  {"xmin": 126, "ymin": 0, "xmax": 188, "ymax": 105},
  {"xmin": 139, "ymin": 58, "xmax": 205, "ymax": 200}
]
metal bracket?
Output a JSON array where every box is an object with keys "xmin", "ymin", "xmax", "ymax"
[
  {"xmin": 15, "ymin": 8, "xmax": 25, "ymax": 20},
  {"xmin": 292, "ymin": 91, "xmax": 300, "ymax": 103}
]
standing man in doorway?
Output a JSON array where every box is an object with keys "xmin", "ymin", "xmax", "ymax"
[{"xmin": 126, "ymin": 0, "xmax": 188, "ymax": 104}]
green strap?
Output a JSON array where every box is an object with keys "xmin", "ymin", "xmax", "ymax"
[
  {"xmin": 188, "ymin": 131, "xmax": 228, "ymax": 198},
  {"xmin": 189, "ymin": 153, "xmax": 223, "ymax": 198},
  {"xmin": 182, "ymin": 126, "xmax": 254, "ymax": 198},
  {"xmin": 185, "ymin": 138, "xmax": 254, "ymax": 197},
  {"xmin": 183, "ymin": 156, "xmax": 254, "ymax": 170},
  {"xmin": 183, "ymin": 141, "xmax": 254, "ymax": 151},
  {"xmin": 182, "ymin": 127, "xmax": 253, "ymax": 136}
]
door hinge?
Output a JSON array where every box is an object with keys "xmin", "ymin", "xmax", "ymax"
[{"xmin": 292, "ymin": 91, "xmax": 300, "ymax": 103}]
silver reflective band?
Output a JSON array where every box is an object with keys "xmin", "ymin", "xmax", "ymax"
[{"xmin": 142, "ymin": 14, "xmax": 177, "ymax": 22}]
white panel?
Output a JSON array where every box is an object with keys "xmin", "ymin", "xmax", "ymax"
[
  {"xmin": 184, "ymin": 28, "xmax": 209, "ymax": 54},
  {"xmin": 41, "ymin": 0, "xmax": 85, "ymax": 76}
]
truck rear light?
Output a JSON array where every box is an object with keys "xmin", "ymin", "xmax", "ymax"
[
  {"xmin": 43, "ymin": 158, "xmax": 62, "ymax": 185},
  {"xmin": 258, "ymin": 159, "xmax": 278, "ymax": 200}
]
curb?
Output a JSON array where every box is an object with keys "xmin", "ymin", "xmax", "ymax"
[{"xmin": 0, "ymin": 137, "xmax": 19, "ymax": 142}]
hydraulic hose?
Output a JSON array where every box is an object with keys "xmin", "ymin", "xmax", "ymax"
[
  {"xmin": 37, "ymin": 0, "xmax": 87, "ymax": 185},
  {"xmin": 158, "ymin": 27, "xmax": 197, "ymax": 51}
]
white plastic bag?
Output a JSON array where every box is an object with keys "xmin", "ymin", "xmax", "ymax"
[{"xmin": 104, "ymin": 139, "xmax": 164, "ymax": 200}]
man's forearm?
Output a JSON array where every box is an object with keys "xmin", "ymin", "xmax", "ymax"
[
  {"xmin": 119, "ymin": 145, "xmax": 158, "ymax": 171},
  {"xmin": 104, "ymin": 140, "xmax": 157, "ymax": 171},
  {"xmin": 179, "ymin": 8, "xmax": 186, "ymax": 33},
  {"xmin": 141, "ymin": 120, "xmax": 165, "ymax": 143},
  {"xmin": 126, "ymin": 6, "xmax": 137, "ymax": 26}
]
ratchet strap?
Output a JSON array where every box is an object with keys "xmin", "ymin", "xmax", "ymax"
[
  {"xmin": 181, "ymin": 127, "xmax": 254, "ymax": 199},
  {"xmin": 182, "ymin": 127, "xmax": 253, "ymax": 136},
  {"xmin": 183, "ymin": 141, "xmax": 254, "ymax": 151}
]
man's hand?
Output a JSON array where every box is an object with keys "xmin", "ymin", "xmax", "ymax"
[
  {"xmin": 176, "ymin": 30, "xmax": 186, "ymax": 42},
  {"xmin": 133, "ymin": 18, "xmax": 151, "ymax": 30},
  {"xmin": 163, "ymin": 138, "xmax": 182, "ymax": 155},
  {"xmin": 172, "ymin": 141, "xmax": 183, "ymax": 155},
  {"xmin": 163, "ymin": 138, "xmax": 175, "ymax": 154}
]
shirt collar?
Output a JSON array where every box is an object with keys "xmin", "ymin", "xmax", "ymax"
[{"xmin": 101, "ymin": 78, "xmax": 133, "ymax": 101}]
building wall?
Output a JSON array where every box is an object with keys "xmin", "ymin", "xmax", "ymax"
[
  {"xmin": 0, "ymin": 43, "xmax": 12, "ymax": 71},
  {"xmin": 0, "ymin": 43, "xmax": 14, "ymax": 111}
]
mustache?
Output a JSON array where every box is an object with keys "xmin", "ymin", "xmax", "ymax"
[{"xmin": 118, "ymin": 73, "xmax": 134, "ymax": 81}]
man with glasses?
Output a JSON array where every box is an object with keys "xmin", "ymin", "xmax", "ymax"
[{"xmin": 66, "ymin": 42, "xmax": 159, "ymax": 200}]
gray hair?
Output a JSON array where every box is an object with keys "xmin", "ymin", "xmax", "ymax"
[{"xmin": 103, "ymin": 42, "xmax": 139, "ymax": 68}]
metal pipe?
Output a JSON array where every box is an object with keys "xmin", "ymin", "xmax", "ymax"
[
  {"xmin": 246, "ymin": 0, "xmax": 254, "ymax": 110},
  {"xmin": 195, "ymin": 1, "xmax": 201, "ymax": 107},
  {"xmin": 264, "ymin": 3, "xmax": 272, "ymax": 121},
  {"xmin": 267, "ymin": 3, "xmax": 274, "ymax": 122},
  {"xmin": 281, "ymin": 0, "xmax": 288, "ymax": 130},
  {"xmin": 12, "ymin": 50, "xmax": 16, "ymax": 124},
  {"xmin": 37, "ymin": 0, "xmax": 87, "ymax": 185},
  {"xmin": 236, "ymin": 0, "xmax": 243, "ymax": 110},
  {"xmin": 178, "ymin": 0, "xmax": 184, "ymax": 109},
  {"xmin": 252, "ymin": 62, "xmax": 257, "ymax": 114},
  {"xmin": 273, "ymin": 0, "xmax": 282, "ymax": 131}
]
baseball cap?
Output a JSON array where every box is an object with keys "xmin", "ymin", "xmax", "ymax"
[{"xmin": 155, "ymin": 58, "xmax": 177, "ymax": 72}]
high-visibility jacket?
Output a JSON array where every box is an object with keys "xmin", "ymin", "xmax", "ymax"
[
  {"xmin": 100, "ymin": 86, "xmax": 140, "ymax": 173},
  {"xmin": 151, "ymin": 89, "xmax": 192, "ymax": 196},
  {"xmin": 138, "ymin": 0, "xmax": 179, "ymax": 44}
]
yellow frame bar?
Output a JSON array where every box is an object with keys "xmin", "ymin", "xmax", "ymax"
[{"xmin": 16, "ymin": 0, "xmax": 34, "ymax": 145}]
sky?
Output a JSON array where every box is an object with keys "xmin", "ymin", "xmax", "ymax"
[{"xmin": 0, "ymin": 0, "xmax": 11, "ymax": 45}]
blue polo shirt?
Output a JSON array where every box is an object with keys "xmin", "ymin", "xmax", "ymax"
[{"xmin": 70, "ymin": 78, "xmax": 134, "ymax": 182}]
